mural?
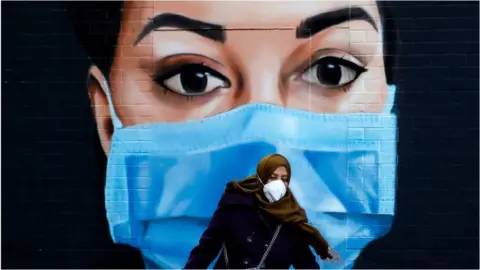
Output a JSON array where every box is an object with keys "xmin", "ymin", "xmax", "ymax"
[
  {"xmin": 6, "ymin": 0, "xmax": 479, "ymax": 269},
  {"xmin": 69, "ymin": 1, "xmax": 398, "ymax": 269}
]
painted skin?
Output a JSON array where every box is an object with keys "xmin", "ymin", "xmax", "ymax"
[{"xmin": 87, "ymin": 0, "xmax": 389, "ymax": 155}]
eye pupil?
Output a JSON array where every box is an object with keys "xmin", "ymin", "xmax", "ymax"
[
  {"xmin": 316, "ymin": 61, "xmax": 342, "ymax": 86},
  {"xmin": 180, "ymin": 66, "xmax": 208, "ymax": 94}
]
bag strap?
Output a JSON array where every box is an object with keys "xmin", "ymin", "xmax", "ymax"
[
  {"xmin": 222, "ymin": 224, "xmax": 282, "ymax": 270},
  {"xmin": 222, "ymin": 242, "xmax": 229, "ymax": 269}
]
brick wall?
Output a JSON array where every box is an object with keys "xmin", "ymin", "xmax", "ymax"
[{"xmin": 2, "ymin": 1, "xmax": 478, "ymax": 268}]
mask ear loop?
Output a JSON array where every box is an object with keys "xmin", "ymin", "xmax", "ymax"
[
  {"xmin": 257, "ymin": 176, "xmax": 265, "ymax": 186},
  {"xmin": 101, "ymin": 79, "xmax": 123, "ymax": 129},
  {"xmin": 383, "ymin": 84, "xmax": 397, "ymax": 114}
]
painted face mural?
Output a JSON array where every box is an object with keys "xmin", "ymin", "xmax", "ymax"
[{"xmin": 80, "ymin": 1, "xmax": 398, "ymax": 269}]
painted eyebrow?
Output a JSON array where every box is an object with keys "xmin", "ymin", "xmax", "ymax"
[
  {"xmin": 296, "ymin": 7, "xmax": 378, "ymax": 39},
  {"xmin": 134, "ymin": 13, "xmax": 225, "ymax": 45},
  {"xmin": 135, "ymin": 7, "xmax": 377, "ymax": 44}
]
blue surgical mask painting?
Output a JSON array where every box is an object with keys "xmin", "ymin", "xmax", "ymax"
[{"xmin": 103, "ymin": 78, "xmax": 397, "ymax": 269}]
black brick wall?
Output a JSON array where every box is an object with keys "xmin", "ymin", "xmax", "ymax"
[{"xmin": 2, "ymin": 1, "xmax": 478, "ymax": 269}]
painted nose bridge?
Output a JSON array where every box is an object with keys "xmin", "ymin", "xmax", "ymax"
[
  {"xmin": 230, "ymin": 28, "xmax": 297, "ymax": 107},
  {"xmin": 244, "ymin": 67, "xmax": 283, "ymax": 106}
]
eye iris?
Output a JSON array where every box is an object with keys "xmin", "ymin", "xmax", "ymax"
[
  {"xmin": 180, "ymin": 65, "xmax": 208, "ymax": 94},
  {"xmin": 316, "ymin": 61, "xmax": 342, "ymax": 86}
]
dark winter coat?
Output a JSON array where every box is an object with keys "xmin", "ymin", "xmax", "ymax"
[{"xmin": 184, "ymin": 190, "xmax": 320, "ymax": 269}]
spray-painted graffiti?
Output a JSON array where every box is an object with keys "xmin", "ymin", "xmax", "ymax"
[{"xmin": 71, "ymin": 1, "xmax": 398, "ymax": 268}]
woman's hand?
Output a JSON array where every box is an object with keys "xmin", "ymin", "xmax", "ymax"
[{"xmin": 325, "ymin": 247, "xmax": 340, "ymax": 262}]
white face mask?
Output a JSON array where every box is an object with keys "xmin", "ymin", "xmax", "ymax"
[{"xmin": 262, "ymin": 179, "xmax": 287, "ymax": 203}]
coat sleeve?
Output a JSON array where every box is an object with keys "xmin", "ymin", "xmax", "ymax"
[
  {"xmin": 184, "ymin": 206, "xmax": 226, "ymax": 269},
  {"xmin": 292, "ymin": 236, "xmax": 320, "ymax": 269}
]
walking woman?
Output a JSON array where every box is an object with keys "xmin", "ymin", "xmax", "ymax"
[{"xmin": 184, "ymin": 154, "xmax": 339, "ymax": 269}]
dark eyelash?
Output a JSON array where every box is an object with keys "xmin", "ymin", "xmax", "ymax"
[
  {"xmin": 152, "ymin": 63, "xmax": 231, "ymax": 89},
  {"xmin": 305, "ymin": 56, "xmax": 368, "ymax": 92},
  {"xmin": 151, "ymin": 63, "xmax": 231, "ymax": 101},
  {"xmin": 306, "ymin": 56, "xmax": 368, "ymax": 74}
]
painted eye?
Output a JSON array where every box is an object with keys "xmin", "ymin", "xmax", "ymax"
[
  {"xmin": 156, "ymin": 63, "xmax": 231, "ymax": 96},
  {"xmin": 301, "ymin": 56, "xmax": 367, "ymax": 88}
]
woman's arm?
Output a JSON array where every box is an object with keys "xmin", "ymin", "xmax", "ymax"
[
  {"xmin": 292, "ymin": 238, "xmax": 320, "ymax": 269},
  {"xmin": 184, "ymin": 206, "xmax": 226, "ymax": 269}
]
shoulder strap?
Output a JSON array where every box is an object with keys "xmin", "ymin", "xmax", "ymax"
[{"xmin": 222, "ymin": 243, "xmax": 229, "ymax": 269}]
